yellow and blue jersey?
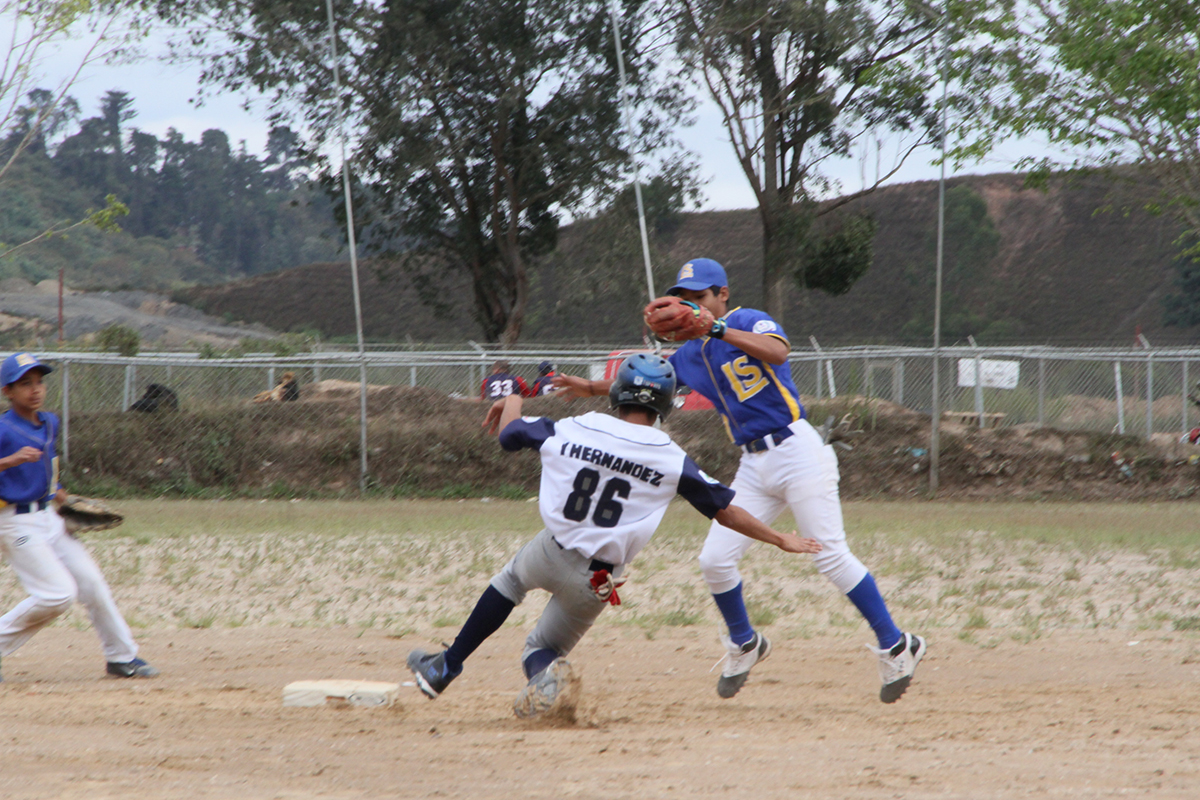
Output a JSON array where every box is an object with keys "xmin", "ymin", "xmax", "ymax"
[
  {"xmin": 667, "ymin": 307, "xmax": 805, "ymax": 446},
  {"xmin": 0, "ymin": 409, "xmax": 59, "ymax": 504}
]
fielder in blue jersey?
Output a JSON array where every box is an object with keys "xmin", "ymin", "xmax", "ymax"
[
  {"xmin": 0, "ymin": 353, "xmax": 157, "ymax": 682},
  {"xmin": 556, "ymin": 258, "xmax": 926, "ymax": 703}
]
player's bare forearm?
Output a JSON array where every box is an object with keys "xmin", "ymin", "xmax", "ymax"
[
  {"xmin": 721, "ymin": 328, "xmax": 790, "ymax": 365},
  {"xmin": 551, "ymin": 375, "xmax": 613, "ymax": 400},
  {"xmin": 714, "ymin": 504, "xmax": 821, "ymax": 554},
  {"xmin": 483, "ymin": 394, "xmax": 524, "ymax": 435},
  {"xmin": 0, "ymin": 446, "xmax": 42, "ymax": 472}
]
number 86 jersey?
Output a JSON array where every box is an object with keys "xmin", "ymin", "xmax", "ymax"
[{"xmin": 500, "ymin": 411, "xmax": 735, "ymax": 567}]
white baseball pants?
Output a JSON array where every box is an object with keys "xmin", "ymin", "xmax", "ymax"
[
  {"xmin": 698, "ymin": 418, "xmax": 869, "ymax": 595},
  {"xmin": 0, "ymin": 507, "xmax": 138, "ymax": 662}
]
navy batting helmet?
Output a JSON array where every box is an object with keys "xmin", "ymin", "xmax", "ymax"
[{"xmin": 609, "ymin": 353, "xmax": 676, "ymax": 421}]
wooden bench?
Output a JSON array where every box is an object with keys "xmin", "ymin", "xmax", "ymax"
[{"xmin": 942, "ymin": 411, "xmax": 1007, "ymax": 428}]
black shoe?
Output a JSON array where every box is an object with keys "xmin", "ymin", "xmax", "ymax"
[
  {"xmin": 106, "ymin": 657, "xmax": 159, "ymax": 678},
  {"xmin": 407, "ymin": 650, "xmax": 461, "ymax": 699}
]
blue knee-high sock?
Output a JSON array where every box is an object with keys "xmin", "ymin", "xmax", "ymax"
[
  {"xmin": 712, "ymin": 583, "xmax": 754, "ymax": 646},
  {"xmin": 522, "ymin": 648, "xmax": 559, "ymax": 680},
  {"xmin": 444, "ymin": 585, "xmax": 515, "ymax": 674},
  {"xmin": 846, "ymin": 574, "xmax": 903, "ymax": 650}
]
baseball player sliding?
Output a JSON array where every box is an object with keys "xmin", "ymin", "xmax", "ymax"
[
  {"xmin": 407, "ymin": 354, "xmax": 820, "ymax": 719},
  {"xmin": 556, "ymin": 258, "xmax": 926, "ymax": 703}
]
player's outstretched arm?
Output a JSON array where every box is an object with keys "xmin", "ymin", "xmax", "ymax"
[
  {"xmin": 483, "ymin": 394, "xmax": 524, "ymax": 436},
  {"xmin": 550, "ymin": 374, "xmax": 614, "ymax": 400},
  {"xmin": 713, "ymin": 504, "xmax": 821, "ymax": 554}
]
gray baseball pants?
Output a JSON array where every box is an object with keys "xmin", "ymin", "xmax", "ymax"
[{"xmin": 490, "ymin": 528, "xmax": 624, "ymax": 665}]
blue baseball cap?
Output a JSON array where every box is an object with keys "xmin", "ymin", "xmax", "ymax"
[
  {"xmin": 666, "ymin": 258, "xmax": 728, "ymax": 295},
  {"xmin": 538, "ymin": 361, "xmax": 554, "ymax": 375},
  {"xmin": 1, "ymin": 352, "xmax": 53, "ymax": 386}
]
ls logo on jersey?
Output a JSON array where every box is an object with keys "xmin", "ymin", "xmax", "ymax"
[
  {"xmin": 721, "ymin": 355, "xmax": 769, "ymax": 402},
  {"xmin": 751, "ymin": 320, "xmax": 778, "ymax": 334}
]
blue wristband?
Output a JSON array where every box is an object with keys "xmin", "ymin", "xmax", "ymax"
[{"xmin": 709, "ymin": 319, "xmax": 727, "ymax": 339}]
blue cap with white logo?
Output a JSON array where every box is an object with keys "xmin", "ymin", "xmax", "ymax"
[
  {"xmin": 666, "ymin": 258, "xmax": 728, "ymax": 295},
  {"xmin": 1, "ymin": 352, "xmax": 53, "ymax": 386}
]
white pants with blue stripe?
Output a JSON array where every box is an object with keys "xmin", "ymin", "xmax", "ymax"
[
  {"xmin": 0, "ymin": 507, "xmax": 138, "ymax": 663},
  {"xmin": 698, "ymin": 418, "xmax": 869, "ymax": 595}
]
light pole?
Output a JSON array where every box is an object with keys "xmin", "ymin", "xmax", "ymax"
[{"xmin": 929, "ymin": 4, "xmax": 948, "ymax": 496}]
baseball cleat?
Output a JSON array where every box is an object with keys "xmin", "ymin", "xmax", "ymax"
[
  {"xmin": 106, "ymin": 657, "xmax": 159, "ymax": 678},
  {"xmin": 513, "ymin": 657, "xmax": 580, "ymax": 720},
  {"xmin": 872, "ymin": 632, "xmax": 926, "ymax": 703},
  {"xmin": 407, "ymin": 649, "xmax": 460, "ymax": 699},
  {"xmin": 715, "ymin": 631, "xmax": 771, "ymax": 698}
]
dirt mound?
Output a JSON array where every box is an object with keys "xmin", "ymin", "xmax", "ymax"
[{"xmin": 62, "ymin": 392, "xmax": 1199, "ymax": 500}]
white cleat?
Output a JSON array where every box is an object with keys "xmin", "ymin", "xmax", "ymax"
[
  {"xmin": 715, "ymin": 631, "xmax": 771, "ymax": 698},
  {"xmin": 871, "ymin": 632, "xmax": 927, "ymax": 703}
]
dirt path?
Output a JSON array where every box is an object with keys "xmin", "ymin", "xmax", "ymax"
[{"xmin": 3, "ymin": 626, "xmax": 1198, "ymax": 799}]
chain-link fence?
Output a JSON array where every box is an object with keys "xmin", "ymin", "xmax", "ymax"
[{"xmin": 22, "ymin": 343, "xmax": 1200, "ymax": 495}]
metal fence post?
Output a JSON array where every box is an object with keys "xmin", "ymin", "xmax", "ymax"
[
  {"xmin": 1145, "ymin": 352, "xmax": 1154, "ymax": 437},
  {"xmin": 61, "ymin": 359, "xmax": 70, "ymax": 468},
  {"xmin": 1184, "ymin": 360, "xmax": 1190, "ymax": 438},
  {"xmin": 1037, "ymin": 357, "xmax": 1046, "ymax": 427},
  {"xmin": 894, "ymin": 358, "xmax": 904, "ymax": 405},
  {"xmin": 410, "ymin": 366, "xmax": 417, "ymax": 387},
  {"xmin": 969, "ymin": 336, "xmax": 984, "ymax": 427},
  {"xmin": 122, "ymin": 364, "xmax": 134, "ymax": 411},
  {"xmin": 268, "ymin": 366, "xmax": 275, "ymax": 391},
  {"xmin": 1114, "ymin": 361, "xmax": 1125, "ymax": 434}
]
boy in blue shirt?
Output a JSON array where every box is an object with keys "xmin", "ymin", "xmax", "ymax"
[
  {"xmin": 0, "ymin": 353, "xmax": 156, "ymax": 681},
  {"xmin": 556, "ymin": 259, "xmax": 925, "ymax": 703}
]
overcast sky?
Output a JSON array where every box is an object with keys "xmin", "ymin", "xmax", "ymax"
[{"xmin": 26, "ymin": 23, "xmax": 1053, "ymax": 213}]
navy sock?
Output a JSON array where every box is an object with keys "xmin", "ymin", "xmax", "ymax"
[
  {"xmin": 846, "ymin": 574, "xmax": 903, "ymax": 650},
  {"xmin": 712, "ymin": 583, "xmax": 754, "ymax": 646},
  {"xmin": 522, "ymin": 648, "xmax": 559, "ymax": 680},
  {"xmin": 444, "ymin": 585, "xmax": 515, "ymax": 674}
]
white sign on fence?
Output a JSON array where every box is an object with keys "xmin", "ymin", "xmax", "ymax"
[{"xmin": 957, "ymin": 358, "xmax": 1020, "ymax": 390}]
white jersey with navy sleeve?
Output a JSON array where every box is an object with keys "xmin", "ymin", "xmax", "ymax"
[{"xmin": 499, "ymin": 411, "xmax": 735, "ymax": 566}]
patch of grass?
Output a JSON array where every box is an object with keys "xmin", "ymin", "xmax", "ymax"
[
  {"xmin": 963, "ymin": 609, "xmax": 989, "ymax": 630},
  {"xmin": 1173, "ymin": 616, "xmax": 1200, "ymax": 631},
  {"xmin": 178, "ymin": 610, "xmax": 218, "ymax": 629}
]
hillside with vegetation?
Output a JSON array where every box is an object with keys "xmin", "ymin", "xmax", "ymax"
[
  {"xmin": 0, "ymin": 90, "xmax": 343, "ymax": 291},
  {"xmin": 177, "ymin": 171, "xmax": 1200, "ymax": 346}
]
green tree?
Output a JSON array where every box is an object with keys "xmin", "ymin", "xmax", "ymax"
[
  {"xmin": 952, "ymin": 0, "xmax": 1200, "ymax": 327},
  {"xmin": 158, "ymin": 0, "xmax": 690, "ymax": 345},
  {"xmin": 674, "ymin": 0, "xmax": 945, "ymax": 323},
  {"xmin": 0, "ymin": 0, "xmax": 142, "ymax": 259},
  {"xmin": 901, "ymin": 184, "xmax": 1005, "ymax": 341}
]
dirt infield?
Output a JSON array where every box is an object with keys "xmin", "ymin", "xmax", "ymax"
[{"xmin": 3, "ymin": 625, "xmax": 1199, "ymax": 799}]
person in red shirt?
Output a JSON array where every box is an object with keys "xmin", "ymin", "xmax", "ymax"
[{"xmin": 528, "ymin": 361, "xmax": 557, "ymax": 397}]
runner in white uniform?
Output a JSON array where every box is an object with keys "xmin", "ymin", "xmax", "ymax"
[{"xmin": 407, "ymin": 354, "xmax": 820, "ymax": 718}]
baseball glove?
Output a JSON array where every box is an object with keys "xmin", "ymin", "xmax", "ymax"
[
  {"xmin": 57, "ymin": 495, "xmax": 124, "ymax": 535},
  {"xmin": 643, "ymin": 296, "xmax": 715, "ymax": 342}
]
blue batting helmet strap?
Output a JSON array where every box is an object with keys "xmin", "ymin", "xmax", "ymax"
[
  {"xmin": 609, "ymin": 353, "xmax": 677, "ymax": 421},
  {"xmin": 666, "ymin": 258, "xmax": 728, "ymax": 295}
]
